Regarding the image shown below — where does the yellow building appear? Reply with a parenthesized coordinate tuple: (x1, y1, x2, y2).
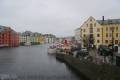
(36, 35, 44, 44)
(79, 16, 120, 48)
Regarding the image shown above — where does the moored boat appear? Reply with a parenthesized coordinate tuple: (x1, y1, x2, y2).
(47, 45, 57, 54)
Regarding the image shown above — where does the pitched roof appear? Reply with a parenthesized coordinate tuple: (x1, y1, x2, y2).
(96, 19, 120, 25)
(0, 25, 6, 31)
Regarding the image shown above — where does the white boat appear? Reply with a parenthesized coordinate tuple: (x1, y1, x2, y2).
(24, 42, 31, 46)
(48, 45, 57, 54)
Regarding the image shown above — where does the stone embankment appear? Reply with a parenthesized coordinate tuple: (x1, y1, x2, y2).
(56, 53, 120, 80)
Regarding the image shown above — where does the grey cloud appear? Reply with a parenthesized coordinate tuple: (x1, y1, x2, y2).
(0, 0, 120, 37)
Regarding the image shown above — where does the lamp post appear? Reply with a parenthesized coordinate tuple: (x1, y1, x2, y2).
(110, 27, 114, 64)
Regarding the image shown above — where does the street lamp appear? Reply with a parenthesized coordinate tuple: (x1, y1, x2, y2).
(110, 27, 114, 64)
(110, 27, 114, 50)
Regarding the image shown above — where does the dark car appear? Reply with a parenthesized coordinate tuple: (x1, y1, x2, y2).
(98, 45, 111, 56)
(75, 48, 89, 58)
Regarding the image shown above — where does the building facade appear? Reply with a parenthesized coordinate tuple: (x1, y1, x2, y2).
(19, 31, 44, 45)
(77, 16, 120, 48)
(0, 25, 19, 47)
(43, 34, 56, 44)
(75, 28, 81, 43)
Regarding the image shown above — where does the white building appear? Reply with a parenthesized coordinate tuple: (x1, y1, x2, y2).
(75, 28, 81, 43)
(19, 31, 32, 45)
(43, 34, 56, 44)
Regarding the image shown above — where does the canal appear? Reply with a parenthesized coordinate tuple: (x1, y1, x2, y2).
(0, 44, 81, 80)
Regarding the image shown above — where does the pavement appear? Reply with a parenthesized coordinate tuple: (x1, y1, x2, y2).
(89, 49, 112, 64)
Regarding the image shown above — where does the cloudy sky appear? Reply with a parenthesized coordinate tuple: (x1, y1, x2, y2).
(0, 0, 120, 37)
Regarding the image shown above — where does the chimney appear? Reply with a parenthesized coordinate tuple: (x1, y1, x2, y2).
(102, 16, 104, 21)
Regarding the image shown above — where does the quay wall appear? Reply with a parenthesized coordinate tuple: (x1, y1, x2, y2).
(56, 54, 120, 80)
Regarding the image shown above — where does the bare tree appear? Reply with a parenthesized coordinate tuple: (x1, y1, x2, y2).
(82, 34, 95, 48)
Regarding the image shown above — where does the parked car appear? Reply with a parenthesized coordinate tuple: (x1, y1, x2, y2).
(114, 45, 120, 54)
(81, 48, 88, 52)
(98, 45, 111, 56)
(74, 48, 89, 58)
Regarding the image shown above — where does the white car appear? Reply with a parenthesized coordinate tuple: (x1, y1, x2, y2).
(81, 48, 88, 52)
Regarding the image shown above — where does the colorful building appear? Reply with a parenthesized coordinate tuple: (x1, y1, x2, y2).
(19, 31, 32, 45)
(19, 31, 45, 45)
(76, 16, 120, 48)
(0, 25, 19, 47)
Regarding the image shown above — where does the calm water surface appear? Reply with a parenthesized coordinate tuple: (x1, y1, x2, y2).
(0, 44, 81, 80)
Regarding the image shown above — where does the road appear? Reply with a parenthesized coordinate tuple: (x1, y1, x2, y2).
(0, 44, 81, 80)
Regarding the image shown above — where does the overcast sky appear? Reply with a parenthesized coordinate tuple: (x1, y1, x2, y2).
(0, 0, 120, 37)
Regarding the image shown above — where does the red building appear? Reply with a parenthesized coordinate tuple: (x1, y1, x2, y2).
(0, 26, 19, 47)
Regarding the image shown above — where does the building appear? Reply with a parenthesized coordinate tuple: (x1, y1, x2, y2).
(43, 34, 56, 44)
(19, 31, 44, 45)
(77, 16, 120, 48)
(37, 35, 44, 44)
(75, 28, 81, 43)
(19, 31, 32, 45)
(34, 32, 44, 44)
(0, 25, 19, 47)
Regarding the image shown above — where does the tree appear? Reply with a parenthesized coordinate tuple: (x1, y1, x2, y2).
(82, 34, 95, 48)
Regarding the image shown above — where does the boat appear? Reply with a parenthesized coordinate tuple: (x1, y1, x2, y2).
(24, 42, 31, 46)
(47, 45, 57, 54)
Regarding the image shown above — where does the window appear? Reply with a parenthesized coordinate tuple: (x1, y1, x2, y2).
(94, 23, 96, 27)
(110, 27, 114, 31)
(109, 40, 112, 44)
(97, 34, 100, 37)
(109, 33, 112, 37)
(115, 40, 118, 44)
(81, 29, 82, 32)
(97, 28, 100, 32)
(84, 34, 86, 37)
(116, 27, 118, 31)
(105, 40, 108, 43)
(116, 33, 118, 37)
(90, 34, 93, 38)
(84, 29, 86, 32)
(87, 24, 88, 27)
(106, 33, 108, 37)
(90, 23, 93, 27)
(97, 40, 100, 43)
(90, 24, 93, 33)
(106, 27, 108, 31)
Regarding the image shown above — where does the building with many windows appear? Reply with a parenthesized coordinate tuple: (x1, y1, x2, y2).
(43, 34, 56, 44)
(19, 31, 45, 45)
(76, 16, 120, 48)
(0, 25, 19, 47)
(19, 31, 33, 45)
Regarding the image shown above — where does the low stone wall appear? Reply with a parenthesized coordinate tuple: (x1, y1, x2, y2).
(56, 54, 120, 80)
